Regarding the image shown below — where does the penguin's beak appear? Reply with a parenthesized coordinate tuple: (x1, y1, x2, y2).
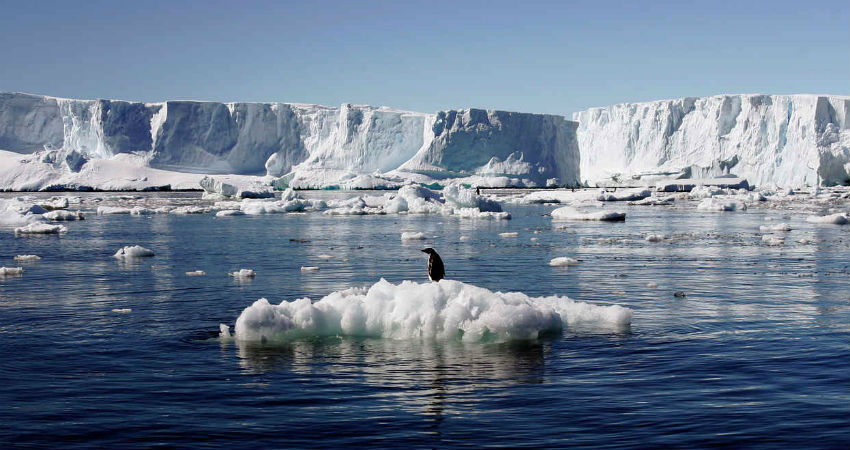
(420, 249, 428, 253)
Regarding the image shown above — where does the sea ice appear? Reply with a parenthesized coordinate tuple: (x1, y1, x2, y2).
(14, 255, 41, 261)
(186, 270, 206, 276)
(696, 198, 747, 211)
(114, 245, 155, 258)
(230, 269, 256, 278)
(499, 232, 519, 237)
(42, 210, 84, 221)
(215, 210, 245, 217)
(759, 223, 791, 232)
(14, 223, 67, 235)
(645, 234, 665, 242)
(805, 213, 849, 225)
(231, 279, 632, 342)
(301, 266, 320, 272)
(549, 257, 578, 267)
(401, 232, 426, 240)
(551, 206, 626, 221)
(0, 267, 24, 276)
(761, 235, 785, 246)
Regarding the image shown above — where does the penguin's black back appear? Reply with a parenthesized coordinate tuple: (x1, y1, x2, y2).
(428, 251, 445, 282)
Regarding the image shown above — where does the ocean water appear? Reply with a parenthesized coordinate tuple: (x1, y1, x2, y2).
(1, 192, 848, 449)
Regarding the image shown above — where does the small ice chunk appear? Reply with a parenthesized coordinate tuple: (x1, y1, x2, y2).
(219, 323, 232, 340)
(114, 245, 155, 258)
(186, 270, 206, 276)
(530, 237, 539, 242)
(805, 213, 849, 225)
(645, 234, 664, 242)
(42, 210, 84, 221)
(401, 232, 426, 240)
(551, 206, 626, 221)
(215, 210, 245, 217)
(761, 235, 785, 246)
(14, 223, 67, 235)
(759, 223, 791, 232)
(0, 267, 24, 276)
(459, 236, 470, 241)
(301, 266, 320, 272)
(696, 198, 746, 211)
(230, 269, 256, 278)
(317, 254, 334, 260)
(14, 255, 41, 261)
(111, 308, 132, 313)
(97, 206, 133, 215)
(549, 257, 578, 267)
(499, 232, 519, 237)
(646, 282, 658, 288)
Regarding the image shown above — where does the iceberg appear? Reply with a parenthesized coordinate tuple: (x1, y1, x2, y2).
(574, 94, 850, 188)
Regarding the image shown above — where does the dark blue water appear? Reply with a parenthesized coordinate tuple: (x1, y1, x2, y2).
(1, 192, 848, 449)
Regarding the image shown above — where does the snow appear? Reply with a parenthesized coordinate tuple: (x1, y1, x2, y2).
(113, 245, 155, 258)
(551, 206, 626, 221)
(230, 278, 632, 342)
(574, 94, 850, 188)
(14, 222, 67, 234)
(14, 255, 41, 261)
(805, 213, 849, 225)
(549, 257, 578, 267)
(0, 267, 24, 276)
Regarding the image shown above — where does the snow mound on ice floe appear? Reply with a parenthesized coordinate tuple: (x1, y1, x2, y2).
(114, 245, 155, 258)
(551, 206, 625, 221)
(228, 279, 632, 342)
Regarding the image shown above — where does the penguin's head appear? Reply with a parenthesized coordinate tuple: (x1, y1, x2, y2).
(421, 248, 435, 255)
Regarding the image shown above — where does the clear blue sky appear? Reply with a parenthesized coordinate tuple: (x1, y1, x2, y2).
(1, 0, 847, 115)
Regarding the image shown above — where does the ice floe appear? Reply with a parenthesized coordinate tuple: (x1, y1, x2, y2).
(401, 232, 426, 240)
(300, 266, 320, 272)
(14, 255, 41, 261)
(229, 279, 632, 342)
(186, 270, 206, 276)
(551, 206, 626, 222)
(230, 269, 256, 278)
(42, 210, 84, 221)
(114, 245, 155, 258)
(759, 223, 792, 232)
(805, 213, 849, 225)
(14, 223, 67, 235)
(549, 257, 578, 267)
(0, 267, 24, 276)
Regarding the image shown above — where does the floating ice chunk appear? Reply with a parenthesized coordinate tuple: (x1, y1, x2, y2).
(696, 198, 747, 211)
(301, 266, 320, 272)
(186, 270, 206, 276)
(597, 188, 651, 202)
(14, 223, 67, 235)
(43, 210, 84, 221)
(456, 208, 511, 220)
(111, 308, 132, 313)
(645, 234, 665, 243)
(629, 196, 675, 206)
(442, 184, 503, 212)
(759, 223, 791, 232)
(40, 197, 69, 210)
(317, 254, 334, 260)
(0, 267, 24, 276)
(499, 232, 519, 237)
(459, 236, 471, 241)
(170, 206, 210, 215)
(0, 199, 47, 226)
(549, 257, 578, 267)
(14, 255, 41, 261)
(646, 282, 658, 288)
(114, 245, 155, 258)
(551, 206, 626, 222)
(215, 210, 245, 217)
(401, 232, 426, 240)
(805, 213, 849, 225)
(97, 206, 133, 215)
(130, 207, 158, 215)
(231, 279, 632, 342)
(689, 186, 727, 199)
(200, 176, 238, 199)
(230, 269, 256, 278)
(761, 235, 785, 246)
(219, 323, 232, 340)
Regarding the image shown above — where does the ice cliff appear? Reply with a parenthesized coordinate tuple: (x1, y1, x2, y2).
(0, 92, 579, 190)
(573, 94, 850, 187)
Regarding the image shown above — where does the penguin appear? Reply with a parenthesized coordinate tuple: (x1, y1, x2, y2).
(421, 248, 445, 282)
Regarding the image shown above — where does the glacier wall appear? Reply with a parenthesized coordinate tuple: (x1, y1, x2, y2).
(573, 94, 850, 187)
(0, 92, 579, 189)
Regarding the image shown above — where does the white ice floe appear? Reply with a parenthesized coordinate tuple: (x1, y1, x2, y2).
(186, 270, 206, 276)
(230, 279, 632, 342)
(42, 210, 84, 221)
(549, 257, 579, 267)
(696, 198, 747, 211)
(0, 267, 24, 276)
(170, 206, 210, 215)
(645, 234, 665, 242)
(97, 206, 133, 215)
(551, 206, 626, 222)
(14, 223, 67, 235)
(759, 223, 792, 232)
(215, 210, 245, 217)
(0, 199, 46, 226)
(459, 235, 470, 241)
(401, 232, 426, 240)
(629, 195, 675, 206)
(646, 282, 658, 288)
(805, 213, 849, 225)
(761, 235, 786, 246)
(230, 269, 256, 278)
(111, 308, 132, 313)
(597, 188, 651, 202)
(114, 245, 155, 258)
(14, 255, 41, 261)
(317, 254, 334, 260)
(301, 266, 320, 272)
(499, 232, 519, 237)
